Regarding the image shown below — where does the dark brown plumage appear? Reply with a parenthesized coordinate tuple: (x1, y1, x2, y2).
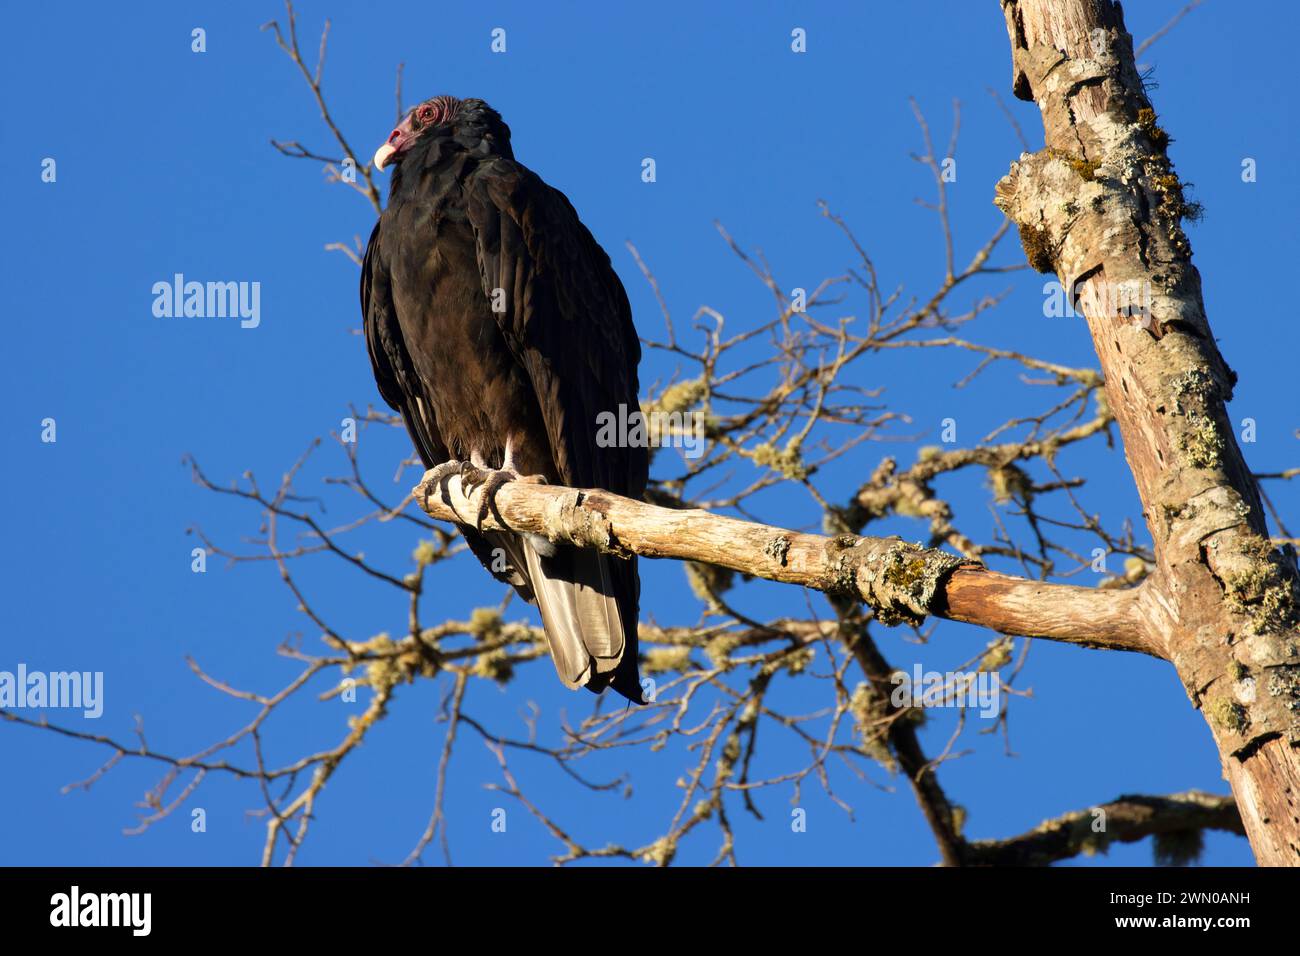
(361, 96, 647, 702)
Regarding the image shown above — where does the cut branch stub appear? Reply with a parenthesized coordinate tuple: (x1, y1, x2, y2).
(823, 535, 966, 627)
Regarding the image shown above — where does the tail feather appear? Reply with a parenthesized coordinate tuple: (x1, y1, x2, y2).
(515, 537, 642, 702)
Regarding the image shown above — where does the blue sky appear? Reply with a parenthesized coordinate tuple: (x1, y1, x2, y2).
(1, 1, 1294, 867)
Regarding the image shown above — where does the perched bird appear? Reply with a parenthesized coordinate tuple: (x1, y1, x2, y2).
(361, 95, 648, 703)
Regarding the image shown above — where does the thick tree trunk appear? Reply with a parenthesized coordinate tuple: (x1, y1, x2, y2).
(995, 0, 1300, 864)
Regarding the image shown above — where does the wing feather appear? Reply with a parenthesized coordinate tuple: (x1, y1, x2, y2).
(464, 161, 648, 497)
(362, 218, 533, 598)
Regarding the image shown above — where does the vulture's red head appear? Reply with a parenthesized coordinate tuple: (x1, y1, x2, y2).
(373, 95, 511, 171)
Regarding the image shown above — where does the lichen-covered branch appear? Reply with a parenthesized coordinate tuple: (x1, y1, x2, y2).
(965, 789, 1244, 866)
(413, 469, 1155, 655)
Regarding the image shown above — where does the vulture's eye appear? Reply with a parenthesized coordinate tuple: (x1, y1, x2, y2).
(419, 106, 435, 121)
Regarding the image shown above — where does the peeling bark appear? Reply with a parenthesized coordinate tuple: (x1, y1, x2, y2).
(997, 0, 1300, 865)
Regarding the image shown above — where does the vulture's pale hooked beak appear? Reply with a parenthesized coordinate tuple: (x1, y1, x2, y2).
(373, 116, 415, 171)
(373, 142, 397, 171)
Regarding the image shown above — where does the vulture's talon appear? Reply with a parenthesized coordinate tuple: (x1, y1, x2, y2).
(475, 470, 515, 530)
(425, 460, 466, 509)
(454, 467, 548, 530)
(457, 461, 492, 496)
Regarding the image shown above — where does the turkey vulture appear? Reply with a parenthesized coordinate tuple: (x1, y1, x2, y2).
(362, 95, 648, 703)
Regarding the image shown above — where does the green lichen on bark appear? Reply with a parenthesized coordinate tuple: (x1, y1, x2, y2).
(825, 536, 964, 626)
(1151, 172, 1204, 224)
(751, 440, 808, 480)
(824, 535, 865, 597)
(1136, 106, 1169, 150)
(411, 539, 439, 567)
(987, 463, 1034, 504)
(1168, 368, 1229, 468)
(1171, 366, 1218, 403)
(777, 646, 815, 675)
(849, 681, 898, 771)
(355, 631, 440, 693)
(980, 636, 1015, 672)
(468, 607, 503, 641)
(1222, 534, 1300, 635)
(1046, 146, 1102, 181)
(1131, 105, 1203, 255)
(1207, 696, 1250, 735)
(1176, 412, 1225, 468)
(884, 555, 929, 592)
(704, 633, 742, 669)
(644, 646, 693, 675)
(685, 560, 734, 604)
(1264, 667, 1300, 725)
(639, 836, 676, 866)
(469, 647, 514, 685)
(763, 534, 792, 567)
(652, 376, 706, 414)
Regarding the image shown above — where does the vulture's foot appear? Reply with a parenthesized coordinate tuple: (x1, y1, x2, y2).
(423, 459, 468, 511)
(458, 464, 547, 531)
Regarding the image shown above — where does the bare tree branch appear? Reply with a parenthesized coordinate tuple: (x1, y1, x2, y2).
(966, 789, 1243, 866)
(413, 469, 1156, 655)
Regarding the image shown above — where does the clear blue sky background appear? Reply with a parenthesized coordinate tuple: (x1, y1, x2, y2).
(1, 1, 1295, 867)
